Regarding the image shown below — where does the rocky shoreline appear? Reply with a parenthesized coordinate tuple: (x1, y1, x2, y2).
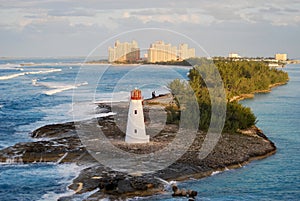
(0, 95, 277, 200)
(229, 81, 288, 102)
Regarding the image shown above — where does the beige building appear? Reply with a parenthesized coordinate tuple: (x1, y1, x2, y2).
(147, 41, 177, 63)
(178, 43, 195, 60)
(228, 53, 241, 58)
(275, 53, 288, 61)
(108, 40, 140, 63)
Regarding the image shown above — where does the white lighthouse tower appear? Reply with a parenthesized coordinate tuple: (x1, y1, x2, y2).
(125, 89, 149, 143)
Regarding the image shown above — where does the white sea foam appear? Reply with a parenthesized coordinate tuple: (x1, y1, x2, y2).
(0, 72, 26, 80)
(0, 68, 62, 80)
(44, 86, 77, 95)
(0, 63, 22, 69)
(27, 68, 62, 75)
(72, 101, 116, 121)
(38, 163, 92, 201)
(38, 191, 74, 201)
(154, 177, 177, 189)
(17, 100, 115, 136)
(56, 152, 68, 164)
(41, 81, 88, 96)
(211, 168, 231, 176)
(211, 170, 221, 176)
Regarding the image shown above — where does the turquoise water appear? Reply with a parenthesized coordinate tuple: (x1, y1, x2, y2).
(0, 59, 299, 200)
(146, 64, 300, 201)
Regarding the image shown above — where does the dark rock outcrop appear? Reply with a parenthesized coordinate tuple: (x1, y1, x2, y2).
(0, 98, 276, 200)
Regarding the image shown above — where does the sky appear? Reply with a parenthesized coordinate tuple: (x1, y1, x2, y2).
(0, 0, 300, 58)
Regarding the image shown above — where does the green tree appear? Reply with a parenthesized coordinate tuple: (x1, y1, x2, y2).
(166, 58, 288, 132)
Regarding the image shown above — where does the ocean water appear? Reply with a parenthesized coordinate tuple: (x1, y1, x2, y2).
(145, 64, 300, 201)
(0, 58, 299, 200)
(0, 58, 190, 200)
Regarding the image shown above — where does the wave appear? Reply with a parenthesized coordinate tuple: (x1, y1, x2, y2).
(0, 69, 62, 80)
(72, 101, 116, 122)
(211, 167, 230, 176)
(27, 68, 62, 75)
(37, 163, 92, 201)
(41, 81, 88, 95)
(0, 72, 26, 80)
(211, 170, 221, 176)
(0, 63, 22, 69)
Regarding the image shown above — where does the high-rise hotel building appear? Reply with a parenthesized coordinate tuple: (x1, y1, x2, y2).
(108, 40, 140, 63)
(178, 43, 195, 60)
(147, 41, 177, 63)
(108, 40, 195, 63)
(147, 41, 195, 63)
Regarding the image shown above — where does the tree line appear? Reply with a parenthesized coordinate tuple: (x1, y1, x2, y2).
(167, 58, 289, 132)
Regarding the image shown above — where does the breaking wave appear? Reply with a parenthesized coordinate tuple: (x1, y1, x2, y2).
(0, 63, 22, 69)
(42, 81, 88, 95)
(0, 69, 62, 80)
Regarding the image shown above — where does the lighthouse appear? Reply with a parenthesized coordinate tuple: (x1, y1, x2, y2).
(125, 89, 149, 143)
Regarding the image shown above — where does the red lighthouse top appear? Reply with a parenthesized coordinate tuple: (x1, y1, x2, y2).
(131, 89, 142, 100)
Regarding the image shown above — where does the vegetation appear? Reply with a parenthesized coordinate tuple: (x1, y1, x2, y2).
(143, 60, 192, 66)
(212, 59, 289, 99)
(167, 58, 289, 132)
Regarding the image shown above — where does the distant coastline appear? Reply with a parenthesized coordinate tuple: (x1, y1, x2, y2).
(12, 56, 300, 68)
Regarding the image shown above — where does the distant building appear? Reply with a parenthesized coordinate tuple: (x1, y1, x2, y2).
(178, 43, 195, 60)
(275, 53, 287, 61)
(108, 40, 140, 63)
(228, 53, 241, 58)
(147, 41, 177, 63)
(108, 40, 196, 63)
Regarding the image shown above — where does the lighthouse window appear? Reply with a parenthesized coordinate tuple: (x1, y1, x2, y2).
(134, 110, 137, 114)
(134, 129, 137, 133)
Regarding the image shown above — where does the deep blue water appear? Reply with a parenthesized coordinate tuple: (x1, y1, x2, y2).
(0, 58, 299, 200)
(0, 58, 190, 200)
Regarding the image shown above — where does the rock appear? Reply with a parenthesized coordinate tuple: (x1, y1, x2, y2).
(0, 101, 277, 200)
(172, 184, 196, 198)
(0, 136, 89, 163)
(181, 189, 187, 196)
(31, 122, 76, 138)
(189, 190, 198, 197)
(117, 179, 135, 194)
(172, 185, 182, 196)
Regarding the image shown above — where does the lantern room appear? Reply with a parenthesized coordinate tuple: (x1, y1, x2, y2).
(131, 89, 142, 100)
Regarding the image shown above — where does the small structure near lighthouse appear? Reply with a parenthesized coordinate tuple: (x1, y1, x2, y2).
(125, 88, 149, 143)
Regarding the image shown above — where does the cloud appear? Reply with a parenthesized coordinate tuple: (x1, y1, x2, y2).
(47, 8, 96, 17)
(1, 0, 300, 33)
(234, 1, 300, 26)
(113, 8, 215, 26)
(0, 0, 300, 57)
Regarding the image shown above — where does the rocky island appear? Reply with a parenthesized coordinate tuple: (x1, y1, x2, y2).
(0, 59, 288, 200)
(0, 94, 276, 200)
